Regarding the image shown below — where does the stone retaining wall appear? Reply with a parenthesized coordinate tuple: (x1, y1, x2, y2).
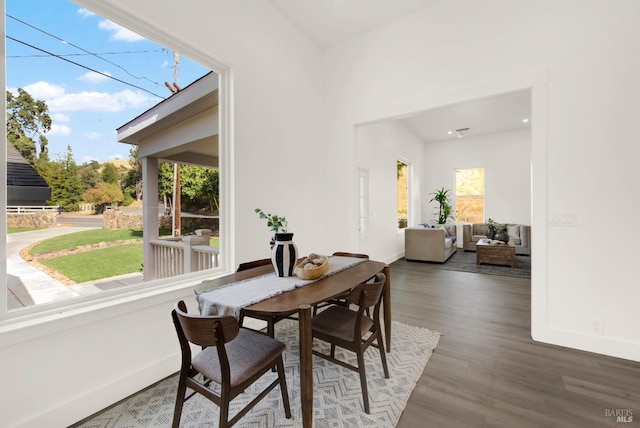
(7, 212, 58, 228)
(103, 210, 219, 232)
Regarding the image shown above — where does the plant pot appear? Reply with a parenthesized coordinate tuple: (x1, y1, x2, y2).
(494, 231, 509, 243)
(271, 233, 298, 277)
(486, 229, 496, 240)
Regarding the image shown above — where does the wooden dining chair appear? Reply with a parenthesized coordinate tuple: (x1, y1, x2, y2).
(311, 272, 389, 414)
(312, 252, 370, 315)
(235, 258, 292, 338)
(171, 300, 292, 428)
(236, 258, 272, 272)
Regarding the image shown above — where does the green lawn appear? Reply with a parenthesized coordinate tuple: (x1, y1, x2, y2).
(41, 243, 144, 283)
(28, 229, 220, 282)
(29, 228, 144, 255)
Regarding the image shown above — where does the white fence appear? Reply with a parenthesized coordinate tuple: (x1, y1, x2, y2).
(7, 205, 58, 214)
(148, 230, 219, 280)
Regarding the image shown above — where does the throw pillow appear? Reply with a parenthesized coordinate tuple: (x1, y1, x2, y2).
(508, 225, 520, 237)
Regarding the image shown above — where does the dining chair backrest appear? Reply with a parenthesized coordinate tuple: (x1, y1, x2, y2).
(332, 252, 369, 259)
(237, 258, 273, 272)
(173, 300, 239, 347)
(348, 272, 386, 309)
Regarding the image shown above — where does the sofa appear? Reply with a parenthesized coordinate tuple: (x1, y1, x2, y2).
(462, 223, 531, 255)
(405, 224, 457, 263)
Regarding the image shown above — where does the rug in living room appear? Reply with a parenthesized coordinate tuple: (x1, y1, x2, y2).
(76, 319, 440, 428)
(433, 248, 531, 278)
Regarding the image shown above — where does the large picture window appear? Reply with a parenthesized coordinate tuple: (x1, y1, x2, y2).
(455, 167, 484, 223)
(3, 0, 227, 316)
(397, 160, 409, 229)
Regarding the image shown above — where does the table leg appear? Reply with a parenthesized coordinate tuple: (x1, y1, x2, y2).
(298, 304, 312, 428)
(383, 265, 391, 352)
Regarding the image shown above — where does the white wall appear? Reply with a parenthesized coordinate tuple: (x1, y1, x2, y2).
(0, 1, 326, 427)
(356, 120, 425, 261)
(322, 0, 640, 362)
(422, 128, 531, 226)
(2, 1, 640, 426)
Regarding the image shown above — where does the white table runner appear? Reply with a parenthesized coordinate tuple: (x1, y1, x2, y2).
(196, 256, 367, 318)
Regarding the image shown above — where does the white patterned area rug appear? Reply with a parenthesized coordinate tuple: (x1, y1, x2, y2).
(78, 320, 440, 428)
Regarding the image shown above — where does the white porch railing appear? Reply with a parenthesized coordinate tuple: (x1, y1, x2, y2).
(150, 239, 185, 279)
(194, 245, 220, 271)
(148, 231, 219, 279)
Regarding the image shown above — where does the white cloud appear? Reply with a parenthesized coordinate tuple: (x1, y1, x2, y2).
(77, 8, 96, 18)
(47, 89, 155, 112)
(83, 131, 102, 140)
(23, 81, 66, 99)
(98, 20, 145, 42)
(78, 71, 112, 84)
(49, 123, 72, 136)
(25, 80, 155, 113)
(51, 113, 71, 122)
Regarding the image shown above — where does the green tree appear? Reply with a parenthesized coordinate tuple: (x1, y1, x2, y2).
(101, 162, 120, 185)
(156, 163, 219, 212)
(6, 88, 52, 165)
(123, 146, 142, 200)
(202, 168, 220, 212)
(180, 165, 208, 206)
(83, 182, 124, 209)
(47, 146, 84, 212)
(78, 161, 101, 191)
(158, 162, 175, 210)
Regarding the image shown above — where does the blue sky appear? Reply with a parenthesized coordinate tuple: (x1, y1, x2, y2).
(6, 0, 211, 164)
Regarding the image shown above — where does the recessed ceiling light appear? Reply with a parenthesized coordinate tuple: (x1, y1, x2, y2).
(447, 131, 452, 135)
(522, 118, 529, 123)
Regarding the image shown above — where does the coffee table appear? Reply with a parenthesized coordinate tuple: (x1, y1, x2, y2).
(476, 240, 516, 268)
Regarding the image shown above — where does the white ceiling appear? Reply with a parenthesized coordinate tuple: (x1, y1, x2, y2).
(399, 90, 532, 143)
(267, 1, 531, 143)
(267, 0, 442, 49)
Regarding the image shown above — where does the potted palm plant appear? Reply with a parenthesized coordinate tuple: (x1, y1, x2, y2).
(255, 208, 298, 277)
(429, 187, 455, 224)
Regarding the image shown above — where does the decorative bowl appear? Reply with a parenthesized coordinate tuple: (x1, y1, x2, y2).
(296, 254, 328, 280)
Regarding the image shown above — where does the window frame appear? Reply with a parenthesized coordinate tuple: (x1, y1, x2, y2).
(454, 167, 485, 223)
(1, 3, 233, 323)
(396, 157, 411, 230)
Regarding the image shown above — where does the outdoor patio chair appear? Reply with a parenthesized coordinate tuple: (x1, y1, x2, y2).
(311, 272, 389, 414)
(171, 300, 291, 428)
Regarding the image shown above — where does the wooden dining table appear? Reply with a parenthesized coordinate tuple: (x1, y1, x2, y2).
(196, 258, 391, 428)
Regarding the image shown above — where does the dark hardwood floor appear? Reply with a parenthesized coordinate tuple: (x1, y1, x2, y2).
(391, 258, 639, 428)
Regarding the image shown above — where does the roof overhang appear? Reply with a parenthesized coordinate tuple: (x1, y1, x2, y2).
(117, 72, 219, 168)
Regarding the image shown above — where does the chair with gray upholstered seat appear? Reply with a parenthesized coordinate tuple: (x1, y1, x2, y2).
(171, 300, 291, 428)
(311, 272, 389, 414)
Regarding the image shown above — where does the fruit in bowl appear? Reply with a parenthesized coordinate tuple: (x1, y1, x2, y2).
(296, 253, 328, 280)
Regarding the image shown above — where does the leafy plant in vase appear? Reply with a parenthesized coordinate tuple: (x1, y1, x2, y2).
(494, 223, 510, 243)
(484, 218, 497, 239)
(429, 187, 455, 224)
(255, 208, 298, 277)
(484, 218, 509, 243)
